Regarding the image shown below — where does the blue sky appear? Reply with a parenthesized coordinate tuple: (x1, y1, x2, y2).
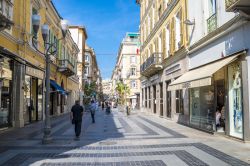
(53, 0, 140, 79)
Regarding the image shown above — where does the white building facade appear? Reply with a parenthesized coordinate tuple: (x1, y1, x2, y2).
(112, 33, 141, 109)
(168, 0, 250, 141)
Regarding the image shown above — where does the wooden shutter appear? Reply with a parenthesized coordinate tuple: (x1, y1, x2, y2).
(162, 29, 166, 59)
(171, 17, 175, 54)
(180, 9, 184, 47)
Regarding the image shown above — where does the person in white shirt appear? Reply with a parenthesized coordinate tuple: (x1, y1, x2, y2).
(216, 109, 222, 130)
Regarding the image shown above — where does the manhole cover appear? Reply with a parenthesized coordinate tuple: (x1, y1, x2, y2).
(99, 141, 117, 145)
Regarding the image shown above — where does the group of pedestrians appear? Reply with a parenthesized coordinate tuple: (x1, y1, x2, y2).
(70, 100, 98, 140)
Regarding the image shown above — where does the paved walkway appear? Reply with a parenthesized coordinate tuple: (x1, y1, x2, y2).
(0, 109, 250, 166)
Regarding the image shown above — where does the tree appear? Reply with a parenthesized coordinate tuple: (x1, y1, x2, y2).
(84, 82, 97, 104)
(115, 81, 130, 105)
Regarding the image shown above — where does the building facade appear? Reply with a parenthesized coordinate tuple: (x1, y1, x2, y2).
(137, 0, 189, 118)
(137, 0, 250, 141)
(0, 0, 79, 129)
(112, 33, 141, 109)
(69, 26, 88, 105)
(84, 44, 102, 100)
(170, 0, 250, 141)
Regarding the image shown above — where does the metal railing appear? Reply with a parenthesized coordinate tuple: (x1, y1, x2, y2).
(207, 13, 217, 33)
(58, 59, 74, 71)
(225, 0, 238, 9)
(140, 53, 163, 73)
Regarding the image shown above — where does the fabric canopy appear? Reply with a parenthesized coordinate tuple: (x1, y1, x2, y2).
(50, 80, 66, 95)
(168, 54, 240, 91)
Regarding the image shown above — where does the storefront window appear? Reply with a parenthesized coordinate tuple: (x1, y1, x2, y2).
(228, 62, 243, 139)
(38, 79, 43, 120)
(0, 57, 12, 128)
(190, 86, 215, 131)
(24, 75, 31, 124)
(24, 75, 43, 124)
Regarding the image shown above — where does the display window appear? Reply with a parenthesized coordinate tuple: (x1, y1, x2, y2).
(0, 57, 13, 128)
(228, 61, 243, 139)
(190, 86, 215, 131)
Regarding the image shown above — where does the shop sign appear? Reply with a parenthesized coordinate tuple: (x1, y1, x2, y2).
(26, 66, 44, 80)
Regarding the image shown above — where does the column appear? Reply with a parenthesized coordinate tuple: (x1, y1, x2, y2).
(242, 59, 250, 141)
(147, 86, 150, 112)
(163, 81, 167, 117)
(12, 62, 25, 128)
(156, 83, 161, 116)
(171, 90, 176, 119)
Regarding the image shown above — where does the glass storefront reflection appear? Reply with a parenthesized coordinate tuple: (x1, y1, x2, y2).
(190, 86, 215, 131)
(24, 73, 43, 124)
(0, 57, 13, 128)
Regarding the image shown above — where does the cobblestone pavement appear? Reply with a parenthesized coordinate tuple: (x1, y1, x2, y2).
(0, 109, 250, 166)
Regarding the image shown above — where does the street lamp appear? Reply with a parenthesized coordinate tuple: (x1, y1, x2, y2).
(31, 14, 68, 144)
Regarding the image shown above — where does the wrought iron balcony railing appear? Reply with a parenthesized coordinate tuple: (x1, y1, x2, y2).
(225, 0, 250, 13)
(207, 13, 217, 33)
(140, 53, 163, 76)
(58, 59, 75, 76)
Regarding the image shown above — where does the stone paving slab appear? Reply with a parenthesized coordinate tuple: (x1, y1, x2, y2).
(0, 110, 249, 166)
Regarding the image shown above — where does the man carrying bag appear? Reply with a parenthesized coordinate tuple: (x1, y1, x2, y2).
(71, 100, 84, 140)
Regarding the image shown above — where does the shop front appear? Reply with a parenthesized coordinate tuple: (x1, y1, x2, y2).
(50, 80, 67, 116)
(168, 53, 244, 139)
(23, 66, 44, 125)
(0, 56, 13, 128)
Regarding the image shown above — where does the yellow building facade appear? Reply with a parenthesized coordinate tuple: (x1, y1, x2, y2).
(0, 0, 79, 128)
(137, 0, 190, 121)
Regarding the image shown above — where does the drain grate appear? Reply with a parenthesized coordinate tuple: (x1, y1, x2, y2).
(99, 141, 117, 145)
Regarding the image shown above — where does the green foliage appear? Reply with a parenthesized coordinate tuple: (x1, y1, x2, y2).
(84, 82, 97, 105)
(115, 81, 130, 105)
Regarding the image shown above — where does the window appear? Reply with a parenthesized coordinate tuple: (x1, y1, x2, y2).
(85, 66, 89, 75)
(131, 67, 136, 76)
(31, 7, 38, 47)
(130, 56, 136, 63)
(131, 80, 137, 89)
(208, 0, 216, 16)
(85, 54, 89, 62)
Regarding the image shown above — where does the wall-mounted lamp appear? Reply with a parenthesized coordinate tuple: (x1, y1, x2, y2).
(183, 19, 195, 26)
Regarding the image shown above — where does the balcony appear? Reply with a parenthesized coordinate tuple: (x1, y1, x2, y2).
(58, 59, 75, 77)
(140, 53, 163, 77)
(225, 0, 250, 14)
(207, 13, 217, 34)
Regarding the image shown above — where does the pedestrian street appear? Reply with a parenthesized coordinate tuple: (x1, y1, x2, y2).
(0, 109, 249, 166)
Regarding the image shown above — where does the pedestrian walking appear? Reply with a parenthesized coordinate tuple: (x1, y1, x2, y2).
(70, 100, 84, 140)
(90, 100, 97, 123)
(101, 101, 105, 111)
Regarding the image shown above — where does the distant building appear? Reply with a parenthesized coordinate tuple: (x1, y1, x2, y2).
(102, 80, 113, 100)
(84, 44, 102, 100)
(111, 32, 141, 110)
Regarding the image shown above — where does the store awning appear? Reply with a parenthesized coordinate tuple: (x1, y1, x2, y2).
(168, 54, 240, 91)
(50, 80, 66, 95)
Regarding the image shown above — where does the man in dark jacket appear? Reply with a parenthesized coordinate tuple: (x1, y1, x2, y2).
(71, 100, 84, 140)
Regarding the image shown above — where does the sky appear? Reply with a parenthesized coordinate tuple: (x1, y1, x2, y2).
(53, 0, 140, 80)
